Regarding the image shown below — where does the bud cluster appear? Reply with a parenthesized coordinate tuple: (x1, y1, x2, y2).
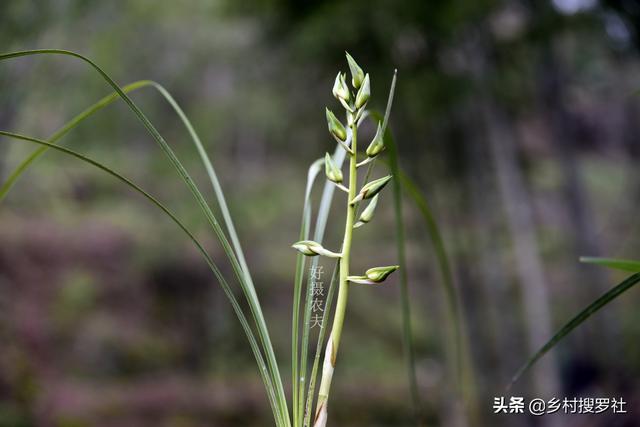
(325, 53, 385, 159)
(295, 53, 400, 427)
(292, 52, 398, 287)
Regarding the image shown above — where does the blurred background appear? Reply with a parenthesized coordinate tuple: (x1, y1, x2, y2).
(1, 0, 640, 426)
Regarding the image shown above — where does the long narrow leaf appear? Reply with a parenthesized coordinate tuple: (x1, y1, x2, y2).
(372, 80, 422, 423)
(1, 79, 281, 415)
(392, 157, 479, 419)
(580, 256, 640, 272)
(292, 158, 324, 427)
(137, 85, 292, 423)
(396, 171, 463, 369)
(510, 272, 640, 387)
(0, 50, 289, 426)
(303, 262, 338, 427)
(0, 80, 152, 201)
(359, 72, 424, 424)
(1, 81, 261, 334)
(0, 130, 283, 425)
(297, 134, 353, 423)
(2, 75, 290, 425)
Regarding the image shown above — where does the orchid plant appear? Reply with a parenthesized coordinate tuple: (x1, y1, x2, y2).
(291, 53, 398, 426)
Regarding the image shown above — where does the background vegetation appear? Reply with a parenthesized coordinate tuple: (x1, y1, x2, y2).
(1, 0, 639, 426)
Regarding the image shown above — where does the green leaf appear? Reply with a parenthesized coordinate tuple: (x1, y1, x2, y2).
(510, 272, 640, 388)
(364, 71, 424, 424)
(291, 157, 323, 427)
(374, 102, 476, 416)
(1, 80, 261, 335)
(579, 257, 640, 272)
(0, 50, 289, 427)
(0, 80, 152, 202)
(298, 147, 348, 424)
(0, 130, 283, 425)
(302, 262, 338, 427)
(374, 133, 422, 421)
(0, 76, 291, 425)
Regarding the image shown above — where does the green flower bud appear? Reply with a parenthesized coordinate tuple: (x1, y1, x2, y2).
(354, 194, 378, 228)
(326, 108, 347, 142)
(332, 72, 350, 102)
(351, 175, 392, 204)
(346, 52, 365, 89)
(348, 266, 398, 285)
(291, 240, 341, 258)
(324, 152, 343, 183)
(355, 73, 370, 109)
(365, 122, 385, 158)
(334, 72, 354, 112)
(365, 265, 399, 282)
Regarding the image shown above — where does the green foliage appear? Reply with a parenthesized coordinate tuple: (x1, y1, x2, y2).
(0, 47, 464, 427)
(0, 49, 289, 426)
(579, 256, 640, 272)
(511, 271, 640, 387)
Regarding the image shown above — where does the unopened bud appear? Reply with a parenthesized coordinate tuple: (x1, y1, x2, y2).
(365, 265, 399, 282)
(355, 73, 370, 109)
(326, 108, 347, 142)
(291, 240, 341, 258)
(332, 72, 350, 102)
(354, 194, 378, 228)
(365, 122, 385, 158)
(351, 175, 392, 204)
(346, 52, 365, 89)
(348, 266, 398, 285)
(324, 152, 343, 183)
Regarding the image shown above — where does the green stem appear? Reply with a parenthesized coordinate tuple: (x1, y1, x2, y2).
(313, 123, 357, 426)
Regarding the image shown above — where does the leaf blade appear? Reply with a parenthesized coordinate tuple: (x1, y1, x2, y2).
(302, 262, 338, 427)
(0, 50, 289, 426)
(0, 80, 153, 202)
(510, 272, 640, 388)
(0, 130, 284, 425)
(291, 157, 324, 427)
(579, 256, 640, 272)
(365, 72, 424, 424)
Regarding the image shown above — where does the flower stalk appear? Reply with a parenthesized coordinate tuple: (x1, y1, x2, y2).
(292, 53, 397, 427)
(309, 54, 397, 427)
(313, 114, 358, 427)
